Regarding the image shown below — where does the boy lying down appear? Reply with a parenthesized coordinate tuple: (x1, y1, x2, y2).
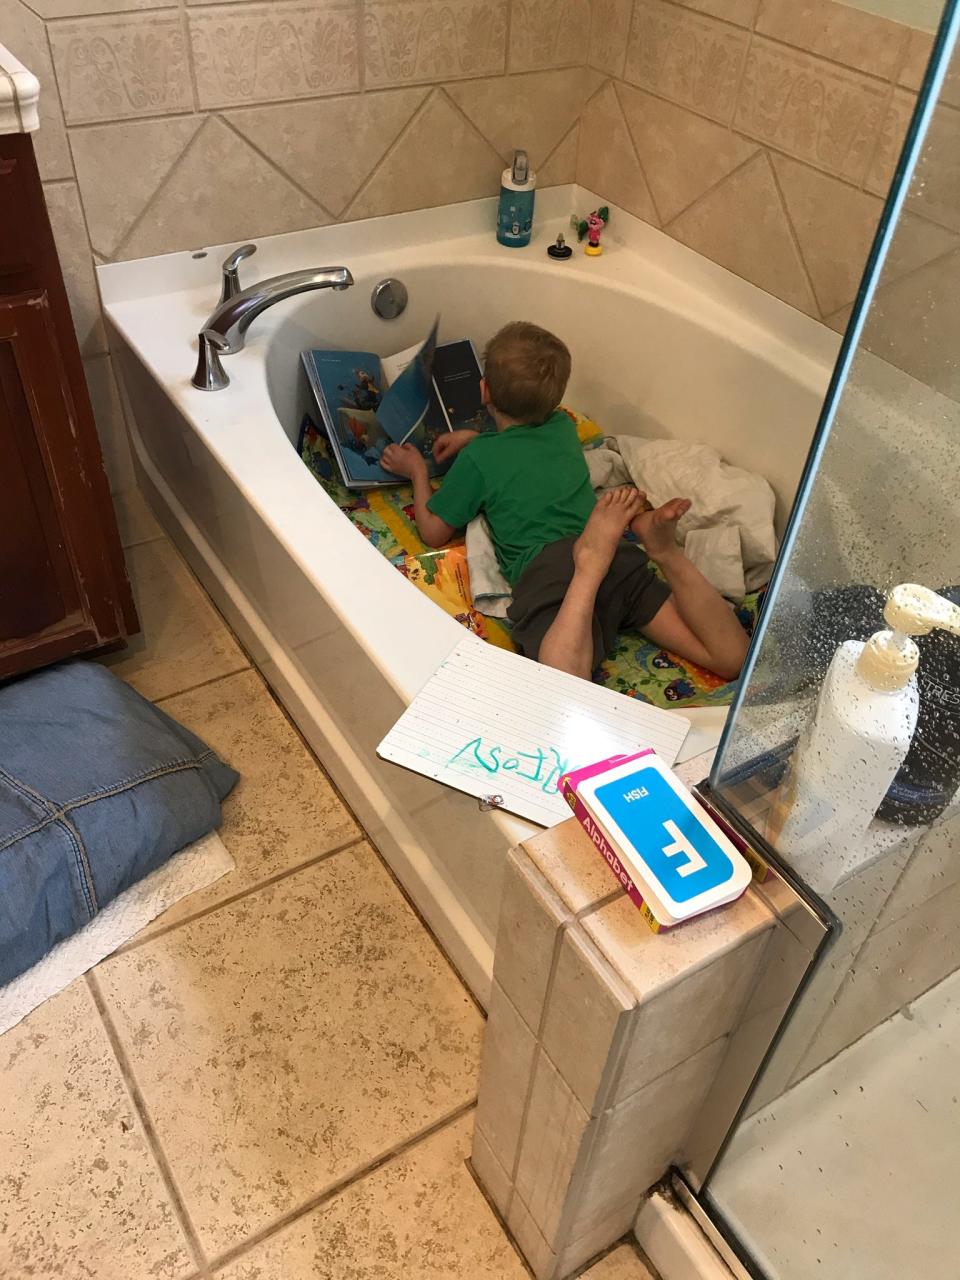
(382, 322, 748, 684)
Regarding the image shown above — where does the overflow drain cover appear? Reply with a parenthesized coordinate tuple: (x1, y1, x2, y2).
(371, 277, 408, 320)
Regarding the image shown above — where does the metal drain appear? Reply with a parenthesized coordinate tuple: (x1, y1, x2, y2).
(371, 277, 408, 320)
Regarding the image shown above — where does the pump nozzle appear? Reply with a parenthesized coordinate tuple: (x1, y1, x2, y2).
(884, 583, 960, 637)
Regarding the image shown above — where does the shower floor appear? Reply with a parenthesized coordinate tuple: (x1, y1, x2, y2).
(714, 963, 960, 1279)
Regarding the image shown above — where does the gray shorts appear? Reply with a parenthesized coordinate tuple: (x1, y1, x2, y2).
(507, 536, 671, 671)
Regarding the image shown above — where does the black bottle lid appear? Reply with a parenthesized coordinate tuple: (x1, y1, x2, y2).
(548, 233, 573, 259)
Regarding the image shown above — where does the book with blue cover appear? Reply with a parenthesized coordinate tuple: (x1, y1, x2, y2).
(299, 322, 487, 490)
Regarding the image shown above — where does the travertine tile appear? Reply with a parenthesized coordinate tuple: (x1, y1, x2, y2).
(97, 843, 483, 1256)
(70, 115, 203, 257)
(899, 26, 934, 91)
(874, 809, 960, 930)
(227, 88, 426, 217)
(734, 37, 887, 183)
(508, 1193, 559, 1277)
(522, 816, 620, 917)
(667, 153, 817, 314)
(0, 981, 195, 1280)
(44, 180, 107, 356)
(541, 928, 634, 1112)
(189, 0, 359, 108)
(84, 353, 135, 493)
(577, 81, 658, 226)
(346, 89, 503, 220)
(112, 485, 164, 548)
(475, 981, 539, 1174)
(755, 0, 907, 79)
(364, 0, 507, 87)
(471, 1123, 513, 1217)
(674, 0, 758, 25)
(447, 66, 602, 167)
(624, 0, 751, 125)
(865, 86, 916, 197)
(565, 1038, 727, 1243)
(538, 124, 579, 186)
(30, 0, 173, 12)
(492, 847, 570, 1033)
(584, 1243, 656, 1278)
(564, 1214, 649, 1275)
(618, 82, 758, 224)
(139, 667, 361, 932)
(907, 103, 960, 232)
(49, 13, 192, 124)
(510, 0, 592, 72)
(0, 0, 71, 178)
(515, 1051, 592, 1239)
(118, 116, 328, 259)
(101, 536, 248, 700)
(589, 0, 633, 77)
(215, 1115, 525, 1279)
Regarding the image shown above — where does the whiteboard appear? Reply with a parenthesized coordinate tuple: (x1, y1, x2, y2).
(377, 635, 690, 827)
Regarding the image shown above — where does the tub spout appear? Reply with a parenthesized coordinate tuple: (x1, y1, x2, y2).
(203, 265, 354, 355)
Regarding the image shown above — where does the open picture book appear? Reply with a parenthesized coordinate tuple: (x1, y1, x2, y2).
(300, 319, 489, 490)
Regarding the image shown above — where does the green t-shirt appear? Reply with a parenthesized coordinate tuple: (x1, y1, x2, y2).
(427, 410, 596, 585)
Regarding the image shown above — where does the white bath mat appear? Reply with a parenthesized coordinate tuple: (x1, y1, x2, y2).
(0, 832, 234, 1036)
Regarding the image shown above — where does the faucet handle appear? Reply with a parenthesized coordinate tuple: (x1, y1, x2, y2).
(219, 243, 257, 305)
(192, 329, 231, 391)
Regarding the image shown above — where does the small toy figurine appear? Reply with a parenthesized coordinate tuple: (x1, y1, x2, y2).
(572, 206, 610, 256)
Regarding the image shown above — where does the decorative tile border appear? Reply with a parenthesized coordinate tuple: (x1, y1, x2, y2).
(363, 0, 507, 88)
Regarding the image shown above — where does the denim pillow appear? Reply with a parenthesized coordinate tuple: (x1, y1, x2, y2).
(0, 662, 238, 985)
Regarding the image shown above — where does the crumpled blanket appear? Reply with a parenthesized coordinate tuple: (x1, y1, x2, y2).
(466, 434, 777, 615)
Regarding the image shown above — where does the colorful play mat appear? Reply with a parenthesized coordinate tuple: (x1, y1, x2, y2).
(299, 409, 764, 711)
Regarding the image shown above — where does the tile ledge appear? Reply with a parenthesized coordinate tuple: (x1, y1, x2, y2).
(0, 44, 40, 135)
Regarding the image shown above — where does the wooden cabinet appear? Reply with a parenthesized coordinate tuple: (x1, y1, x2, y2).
(0, 132, 137, 680)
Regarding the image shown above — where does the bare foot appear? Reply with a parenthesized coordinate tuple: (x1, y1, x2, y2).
(630, 496, 691, 561)
(573, 487, 644, 583)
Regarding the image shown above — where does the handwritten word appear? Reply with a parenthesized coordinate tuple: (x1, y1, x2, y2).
(449, 738, 570, 795)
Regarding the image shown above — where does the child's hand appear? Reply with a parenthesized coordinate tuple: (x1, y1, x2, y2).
(382, 443, 428, 479)
(434, 429, 479, 465)
(630, 496, 691, 562)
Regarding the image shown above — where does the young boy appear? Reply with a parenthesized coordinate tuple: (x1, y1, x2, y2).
(381, 322, 748, 683)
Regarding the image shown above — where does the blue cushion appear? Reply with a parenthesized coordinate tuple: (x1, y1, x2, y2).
(0, 662, 238, 985)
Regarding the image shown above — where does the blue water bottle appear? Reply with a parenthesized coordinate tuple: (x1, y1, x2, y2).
(496, 149, 536, 248)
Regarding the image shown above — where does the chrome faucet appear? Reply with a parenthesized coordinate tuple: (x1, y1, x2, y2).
(192, 244, 354, 386)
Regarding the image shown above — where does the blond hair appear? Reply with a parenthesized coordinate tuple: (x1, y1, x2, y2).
(483, 321, 571, 425)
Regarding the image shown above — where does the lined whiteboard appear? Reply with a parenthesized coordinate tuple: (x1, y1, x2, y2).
(378, 636, 690, 827)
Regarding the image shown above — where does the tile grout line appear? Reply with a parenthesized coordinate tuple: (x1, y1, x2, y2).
(151, 663, 253, 706)
(612, 78, 663, 228)
(111, 115, 215, 260)
(764, 147, 824, 319)
(340, 85, 438, 221)
(204, 1097, 479, 1272)
(216, 113, 336, 222)
(85, 970, 213, 1279)
(660, 147, 761, 234)
(113, 834, 368, 955)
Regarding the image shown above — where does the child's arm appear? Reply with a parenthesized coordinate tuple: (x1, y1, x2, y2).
(381, 444, 456, 547)
(633, 499, 749, 682)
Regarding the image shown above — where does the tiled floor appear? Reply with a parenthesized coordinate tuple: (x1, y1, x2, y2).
(0, 489, 655, 1280)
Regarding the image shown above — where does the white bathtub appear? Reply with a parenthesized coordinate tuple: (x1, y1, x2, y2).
(99, 186, 839, 1003)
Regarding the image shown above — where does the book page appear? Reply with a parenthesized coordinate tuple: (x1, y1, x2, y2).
(378, 636, 690, 827)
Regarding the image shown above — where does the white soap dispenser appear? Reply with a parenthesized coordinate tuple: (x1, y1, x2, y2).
(771, 584, 960, 893)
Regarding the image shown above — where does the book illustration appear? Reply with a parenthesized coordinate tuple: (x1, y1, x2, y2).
(432, 339, 491, 434)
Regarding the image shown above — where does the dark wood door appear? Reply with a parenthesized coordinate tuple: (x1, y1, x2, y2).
(0, 133, 137, 680)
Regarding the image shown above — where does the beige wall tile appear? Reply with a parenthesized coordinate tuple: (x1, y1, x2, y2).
(618, 81, 758, 224)
(475, 981, 539, 1174)
(734, 37, 887, 183)
(898, 26, 934, 90)
(364, 0, 507, 87)
(70, 115, 203, 258)
(511, 0, 592, 72)
(1, 0, 72, 178)
(227, 88, 426, 217)
(216, 1115, 527, 1280)
(624, 0, 751, 126)
(447, 66, 602, 167)
(471, 1123, 514, 1217)
(140, 668, 361, 932)
(49, 13, 192, 124)
(0, 981, 196, 1279)
(508, 1193, 559, 1277)
(522, 816, 623, 916)
(589, 0, 633, 77)
(491, 847, 571, 1033)
(97, 843, 483, 1256)
(565, 1038, 727, 1243)
(674, 0, 758, 25)
(538, 124, 579, 186)
(866, 86, 916, 197)
(577, 81, 658, 225)
(611, 930, 768, 1106)
(117, 116, 328, 260)
(668, 152, 818, 312)
(30, 0, 174, 12)
(756, 0, 907, 79)
(345, 89, 503, 220)
(907, 103, 960, 232)
(101, 537, 248, 700)
(541, 928, 634, 1113)
(44, 180, 107, 356)
(515, 1050, 593, 1239)
(84, 353, 134, 492)
(874, 809, 960, 930)
(189, 0, 359, 109)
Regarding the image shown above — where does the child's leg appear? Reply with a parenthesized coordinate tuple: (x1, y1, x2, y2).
(538, 488, 644, 679)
